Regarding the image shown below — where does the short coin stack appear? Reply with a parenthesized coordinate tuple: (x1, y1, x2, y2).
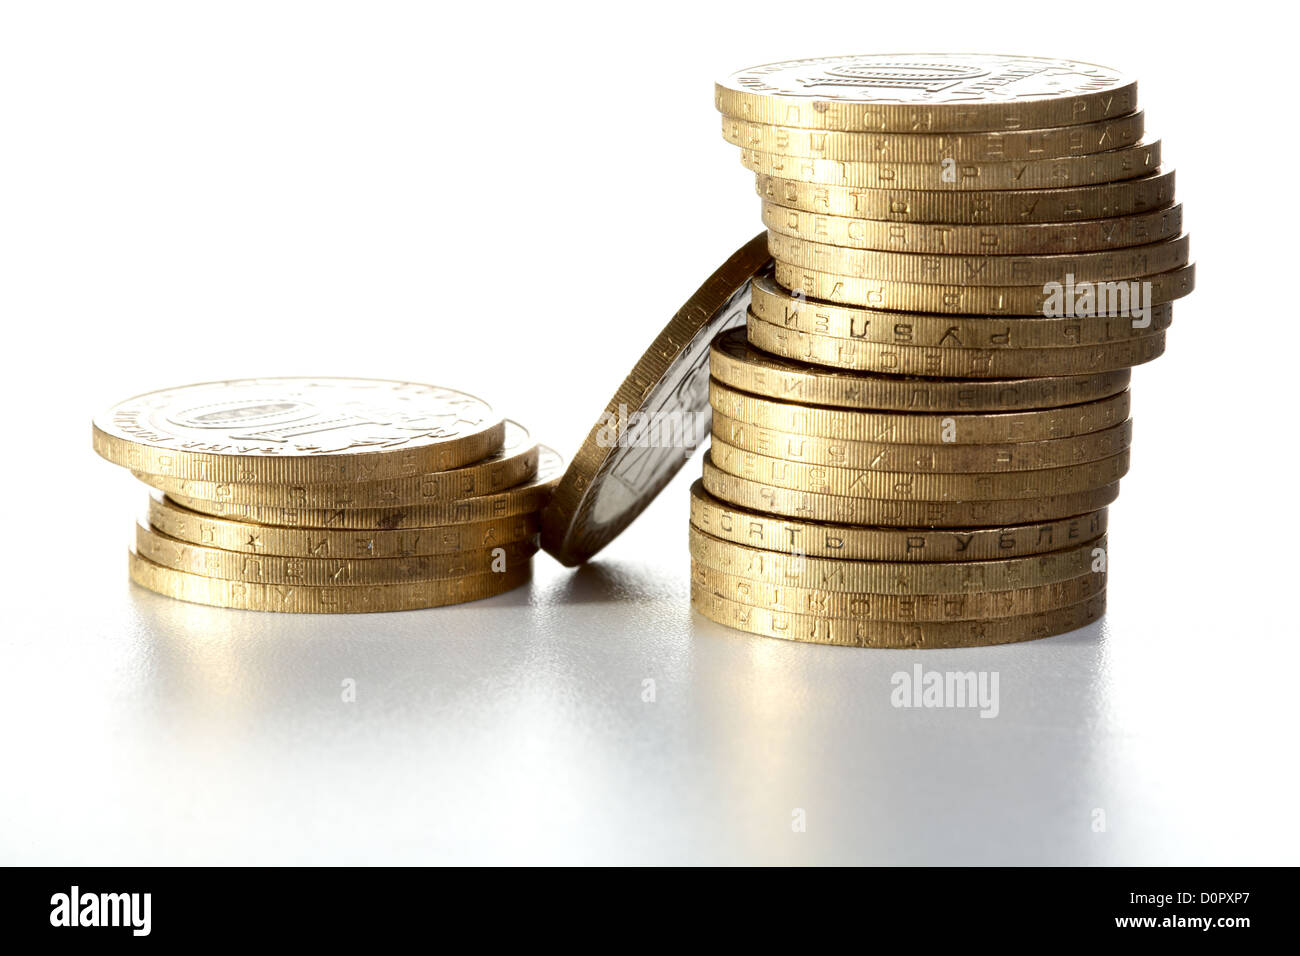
(92, 378, 561, 613)
(691, 54, 1195, 648)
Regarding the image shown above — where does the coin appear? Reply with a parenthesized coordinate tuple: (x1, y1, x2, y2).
(723, 112, 1145, 162)
(540, 232, 772, 566)
(708, 436, 1129, 500)
(702, 454, 1121, 527)
(755, 169, 1177, 222)
(134, 420, 538, 508)
(708, 328, 1131, 411)
(712, 412, 1133, 472)
(689, 526, 1104, 593)
(93, 377, 505, 482)
(173, 446, 564, 529)
(692, 561, 1106, 620)
(147, 493, 541, 558)
(740, 141, 1160, 189)
(767, 231, 1190, 285)
(691, 584, 1106, 648)
(716, 54, 1136, 133)
(129, 550, 532, 613)
(750, 275, 1172, 347)
(748, 314, 1167, 376)
(688, 480, 1107, 561)
(135, 521, 537, 585)
(709, 379, 1131, 443)
(773, 260, 1194, 313)
(762, 200, 1183, 253)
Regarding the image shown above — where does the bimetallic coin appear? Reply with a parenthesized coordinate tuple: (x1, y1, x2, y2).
(540, 233, 772, 565)
(134, 420, 538, 508)
(708, 328, 1131, 411)
(173, 446, 564, 530)
(129, 550, 532, 613)
(688, 480, 1108, 561)
(723, 112, 1144, 162)
(147, 493, 540, 558)
(761, 201, 1184, 253)
(712, 412, 1133, 472)
(773, 260, 1195, 313)
(702, 454, 1122, 528)
(93, 377, 505, 481)
(689, 526, 1105, 593)
(692, 585, 1106, 648)
(740, 141, 1160, 190)
(748, 315, 1167, 377)
(709, 379, 1131, 444)
(692, 561, 1106, 620)
(716, 54, 1136, 133)
(755, 169, 1177, 222)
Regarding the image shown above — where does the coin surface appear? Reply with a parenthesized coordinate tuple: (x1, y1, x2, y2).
(174, 446, 564, 529)
(692, 561, 1105, 620)
(691, 584, 1106, 648)
(688, 480, 1107, 561)
(129, 550, 532, 613)
(708, 328, 1130, 411)
(762, 200, 1183, 253)
(710, 379, 1130, 443)
(741, 141, 1160, 189)
(755, 169, 1177, 221)
(723, 112, 1144, 162)
(148, 493, 541, 558)
(540, 233, 772, 565)
(93, 377, 505, 481)
(702, 454, 1121, 527)
(134, 420, 538, 508)
(748, 315, 1167, 376)
(712, 412, 1133, 472)
(716, 54, 1137, 133)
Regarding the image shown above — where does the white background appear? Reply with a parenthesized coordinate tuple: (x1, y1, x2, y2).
(1, 1, 1296, 864)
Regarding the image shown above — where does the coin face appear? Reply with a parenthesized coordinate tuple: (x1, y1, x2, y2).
(540, 233, 772, 565)
(93, 377, 505, 480)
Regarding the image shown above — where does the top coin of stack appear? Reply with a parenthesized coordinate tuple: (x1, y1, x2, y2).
(93, 378, 561, 613)
(689, 54, 1195, 647)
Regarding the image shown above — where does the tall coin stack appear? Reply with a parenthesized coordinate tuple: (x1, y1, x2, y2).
(691, 54, 1195, 648)
(93, 378, 561, 613)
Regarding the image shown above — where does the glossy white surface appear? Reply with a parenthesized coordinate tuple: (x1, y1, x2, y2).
(2, 0, 1297, 865)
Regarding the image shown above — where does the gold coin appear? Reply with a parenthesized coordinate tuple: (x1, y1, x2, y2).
(755, 169, 1177, 222)
(708, 328, 1130, 411)
(767, 231, 1190, 285)
(541, 232, 771, 566)
(724, 112, 1144, 162)
(702, 454, 1121, 527)
(692, 584, 1106, 648)
(750, 275, 1172, 348)
(129, 550, 532, 613)
(748, 314, 1167, 376)
(172, 446, 563, 529)
(688, 480, 1107, 561)
(92, 377, 505, 482)
(740, 141, 1160, 190)
(762, 200, 1183, 254)
(692, 561, 1106, 621)
(708, 436, 1129, 501)
(147, 493, 541, 558)
(712, 412, 1133, 472)
(135, 521, 538, 586)
(689, 526, 1104, 593)
(716, 55, 1136, 133)
(709, 379, 1130, 444)
(773, 260, 1195, 314)
(134, 420, 538, 508)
